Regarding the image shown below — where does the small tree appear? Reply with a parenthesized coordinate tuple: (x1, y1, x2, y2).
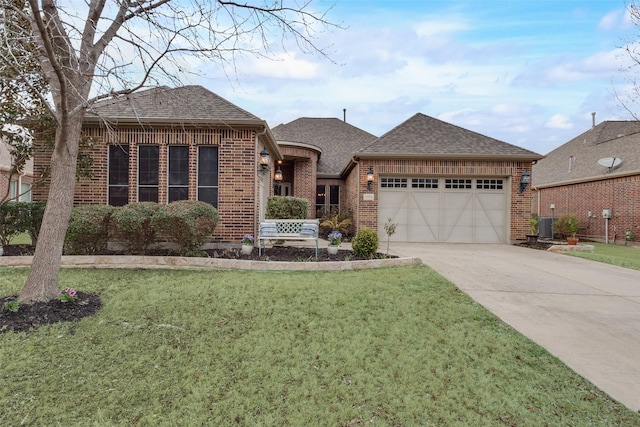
(383, 217, 397, 255)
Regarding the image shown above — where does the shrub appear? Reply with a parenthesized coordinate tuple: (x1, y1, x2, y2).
(64, 205, 114, 254)
(151, 200, 219, 256)
(266, 196, 309, 219)
(0, 201, 32, 246)
(553, 213, 579, 238)
(352, 227, 379, 258)
(111, 202, 161, 254)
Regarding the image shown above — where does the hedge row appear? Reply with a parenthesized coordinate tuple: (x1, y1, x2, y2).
(266, 196, 309, 219)
(64, 200, 219, 256)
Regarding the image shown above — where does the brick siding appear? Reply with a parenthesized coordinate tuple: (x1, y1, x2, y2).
(33, 126, 265, 244)
(536, 174, 640, 242)
(351, 158, 533, 241)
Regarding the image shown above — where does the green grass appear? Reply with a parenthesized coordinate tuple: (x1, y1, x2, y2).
(1, 266, 639, 426)
(564, 242, 640, 271)
(6, 232, 32, 245)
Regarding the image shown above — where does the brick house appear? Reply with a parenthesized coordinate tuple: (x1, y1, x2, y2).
(532, 120, 640, 243)
(32, 86, 543, 245)
(32, 86, 282, 245)
(1, 137, 33, 202)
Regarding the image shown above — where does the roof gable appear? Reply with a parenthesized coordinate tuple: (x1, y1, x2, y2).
(86, 85, 261, 124)
(359, 113, 541, 159)
(533, 121, 640, 187)
(272, 117, 376, 175)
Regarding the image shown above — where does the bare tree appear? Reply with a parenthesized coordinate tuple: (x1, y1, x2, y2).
(618, 1, 640, 119)
(0, 0, 338, 303)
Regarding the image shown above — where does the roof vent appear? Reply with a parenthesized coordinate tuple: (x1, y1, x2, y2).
(591, 112, 596, 128)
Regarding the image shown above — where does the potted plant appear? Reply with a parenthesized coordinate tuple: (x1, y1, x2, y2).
(320, 214, 351, 234)
(527, 217, 539, 245)
(241, 234, 254, 255)
(553, 213, 580, 245)
(327, 231, 342, 255)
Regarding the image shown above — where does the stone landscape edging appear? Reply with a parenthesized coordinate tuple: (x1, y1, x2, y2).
(0, 255, 422, 271)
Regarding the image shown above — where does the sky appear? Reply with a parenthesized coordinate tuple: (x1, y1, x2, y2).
(193, 1, 639, 155)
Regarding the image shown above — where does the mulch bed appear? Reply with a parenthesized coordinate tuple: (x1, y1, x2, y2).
(1, 244, 388, 262)
(515, 241, 554, 250)
(1, 292, 102, 334)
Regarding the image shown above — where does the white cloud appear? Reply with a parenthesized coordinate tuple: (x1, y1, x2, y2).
(544, 114, 573, 129)
(598, 8, 632, 30)
(245, 54, 319, 79)
(415, 20, 469, 37)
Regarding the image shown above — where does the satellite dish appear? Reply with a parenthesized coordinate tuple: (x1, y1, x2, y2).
(598, 157, 622, 173)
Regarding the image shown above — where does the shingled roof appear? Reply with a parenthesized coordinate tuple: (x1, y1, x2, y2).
(272, 118, 377, 176)
(85, 85, 262, 125)
(533, 121, 640, 187)
(358, 113, 542, 159)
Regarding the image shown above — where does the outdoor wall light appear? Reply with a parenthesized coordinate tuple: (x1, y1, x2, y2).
(274, 166, 283, 195)
(367, 166, 374, 191)
(519, 170, 530, 194)
(259, 148, 270, 172)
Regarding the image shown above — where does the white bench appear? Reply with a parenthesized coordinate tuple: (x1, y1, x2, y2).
(258, 219, 320, 257)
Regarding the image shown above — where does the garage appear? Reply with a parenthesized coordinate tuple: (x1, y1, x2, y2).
(378, 176, 508, 243)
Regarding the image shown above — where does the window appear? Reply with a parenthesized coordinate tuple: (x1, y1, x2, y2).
(7, 180, 30, 201)
(476, 179, 503, 190)
(315, 184, 340, 217)
(381, 178, 408, 188)
(168, 146, 189, 202)
(197, 146, 218, 207)
(9, 181, 17, 201)
(329, 185, 340, 213)
(316, 185, 326, 218)
(445, 178, 472, 189)
(138, 145, 159, 202)
(108, 145, 129, 206)
(412, 178, 438, 189)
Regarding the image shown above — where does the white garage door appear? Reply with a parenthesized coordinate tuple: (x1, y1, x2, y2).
(378, 177, 507, 243)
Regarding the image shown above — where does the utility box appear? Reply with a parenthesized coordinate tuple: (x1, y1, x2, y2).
(602, 209, 612, 219)
(538, 217, 553, 238)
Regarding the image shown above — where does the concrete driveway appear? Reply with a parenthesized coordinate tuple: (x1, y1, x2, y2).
(389, 243, 640, 412)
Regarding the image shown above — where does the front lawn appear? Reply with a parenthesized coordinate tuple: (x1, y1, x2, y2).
(566, 242, 640, 270)
(1, 266, 638, 426)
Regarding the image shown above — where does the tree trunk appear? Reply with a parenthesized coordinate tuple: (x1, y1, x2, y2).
(19, 114, 84, 304)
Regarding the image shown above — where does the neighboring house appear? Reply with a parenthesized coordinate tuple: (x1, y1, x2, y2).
(32, 86, 543, 245)
(32, 86, 281, 244)
(532, 120, 640, 243)
(0, 138, 33, 202)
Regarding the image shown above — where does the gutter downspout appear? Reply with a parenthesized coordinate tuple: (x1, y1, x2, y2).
(255, 125, 269, 239)
(352, 157, 361, 231)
